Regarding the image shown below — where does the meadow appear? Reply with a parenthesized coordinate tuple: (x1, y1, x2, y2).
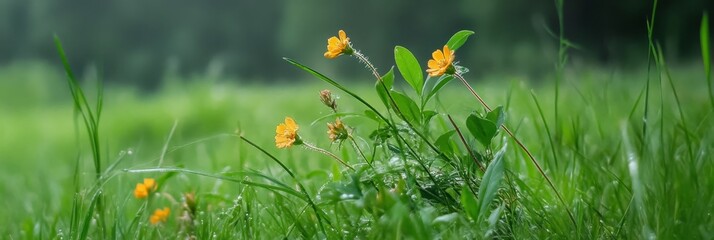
(1, 26, 714, 239)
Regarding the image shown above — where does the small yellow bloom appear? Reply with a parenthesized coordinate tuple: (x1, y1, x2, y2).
(275, 117, 301, 148)
(143, 178, 156, 190)
(327, 118, 348, 142)
(133, 178, 157, 199)
(324, 30, 353, 59)
(134, 183, 148, 199)
(150, 207, 170, 225)
(426, 45, 456, 77)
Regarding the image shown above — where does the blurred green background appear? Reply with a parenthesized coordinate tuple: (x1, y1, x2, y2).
(0, 0, 711, 88)
(1, 1, 714, 238)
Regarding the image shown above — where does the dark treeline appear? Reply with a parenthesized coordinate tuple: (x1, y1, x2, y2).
(0, 0, 711, 88)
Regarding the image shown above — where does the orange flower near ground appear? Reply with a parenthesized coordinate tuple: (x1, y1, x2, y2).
(150, 207, 170, 225)
(426, 45, 455, 77)
(275, 117, 300, 148)
(143, 178, 156, 190)
(134, 183, 148, 199)
(324, 30, 353, 59)
(133, 178, 157, 199)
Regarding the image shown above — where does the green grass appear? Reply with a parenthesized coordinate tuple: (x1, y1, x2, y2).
(1, 57, 712, 238)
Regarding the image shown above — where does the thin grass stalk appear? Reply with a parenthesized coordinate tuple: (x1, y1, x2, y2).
(351, 51, 459, 209)
(302, 142, 355, 171)
(453, 72, 577, 231)
(446, 115, 486, 172)
(236, 135, 331, 236)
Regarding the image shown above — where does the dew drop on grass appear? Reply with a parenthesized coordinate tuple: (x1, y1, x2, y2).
(127, 148, 134, 155)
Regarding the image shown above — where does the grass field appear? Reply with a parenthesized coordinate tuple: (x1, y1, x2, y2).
(1, 49, 713, 239)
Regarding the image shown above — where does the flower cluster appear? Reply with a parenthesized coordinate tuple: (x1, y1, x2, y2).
(132, 178, 172, 226)
(150, 207, 171, 225)
(133, 178, 157, 199)
(327, 118, 348, 142)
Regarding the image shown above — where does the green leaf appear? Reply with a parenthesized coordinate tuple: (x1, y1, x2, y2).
(477, 145, 506, 221)
(460, 185, 479, 222)
(391, 90, 422, 124)
(79, 191, 102, 240)
(376, 67, 395, 108)
(284, 57, 390, 125)
(485, 106, 506, 128)
(422, 75, 454, 106)
(363, 110, 381, 122)
(422, 110, 438, 125)
(446, 30, 475, 51)
(702, 13, 711, 80)
(432, 212, 459, 225)
(394, 46, 424, 95)
(701, 13, 713, 107)
(466, 114, 498, 147)
(435, 130, 456, 154)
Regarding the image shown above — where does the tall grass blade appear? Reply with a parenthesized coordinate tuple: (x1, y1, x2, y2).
(701, 13, 713, 108)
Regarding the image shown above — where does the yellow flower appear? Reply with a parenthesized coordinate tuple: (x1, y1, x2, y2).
(324, 30, 353, 59)
(134, 183, 148, 199)
(426, 45, 456, 77)
(133, 178, 157, 199)
(275, 117, 301, 148)
(150, 207, 170, 225)
(143, 178, 156, 190)
(327, 118, 348, 142)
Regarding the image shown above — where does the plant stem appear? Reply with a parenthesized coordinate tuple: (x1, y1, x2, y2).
(303, 142, 355, 171)
(446, 114, 485, 172)
(349, 136, 373, 170)
(453, 72, 577, 230)
(237, 135, 330, 235)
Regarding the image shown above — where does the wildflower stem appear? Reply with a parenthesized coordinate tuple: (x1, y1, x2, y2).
(303, 142, 355, 171)
(352, 50, 455, 164)
(453, 72, 577, 230)
(348, 136, 374, 170)
(236, 135, 331, 235)
(350, 51, 459, 210)
(351, 51, 382, 83)
(446, 114, 486, 172)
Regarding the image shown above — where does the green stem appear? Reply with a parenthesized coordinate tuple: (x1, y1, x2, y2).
(303, 142, 355, 171)
(237, 135, 331, 236)
(453, 73, 577, 231)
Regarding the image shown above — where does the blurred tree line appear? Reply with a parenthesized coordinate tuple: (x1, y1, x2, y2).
(0, 0, 711, 88)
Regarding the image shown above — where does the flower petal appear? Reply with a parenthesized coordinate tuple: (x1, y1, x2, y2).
(338, 30, 347, 41)
(285, 117, 298, 131)
(428, 59, 439, 69)
(328, 36, 340, 45)
(432, 49, 444, 61)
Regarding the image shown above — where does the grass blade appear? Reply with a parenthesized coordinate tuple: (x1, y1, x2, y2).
(701, 12, 713, 108)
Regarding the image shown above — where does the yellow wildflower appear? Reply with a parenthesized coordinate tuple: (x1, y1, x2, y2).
(150, 207, 170, 225)
(327, 118, 348, 142)
(143, 178, 156, 190)
(134, 183, 148, 199)
(426, 45, 455, 77)
(324, 30, 353, 59)
(133, 178, 157, 199)
(275, 117, 301, 148)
